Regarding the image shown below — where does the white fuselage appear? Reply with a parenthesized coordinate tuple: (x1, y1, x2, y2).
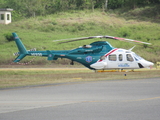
(90, 48, 154, 70)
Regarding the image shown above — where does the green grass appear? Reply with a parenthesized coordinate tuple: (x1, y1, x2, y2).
(0, 68, 160, 89)
(119, 5, 160, 23)
(0, 9, 160, 65)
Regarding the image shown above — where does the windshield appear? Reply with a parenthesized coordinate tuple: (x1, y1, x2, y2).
(133, 53, 144, 61)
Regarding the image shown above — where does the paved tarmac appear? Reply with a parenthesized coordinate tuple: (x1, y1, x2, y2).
(0, 78, 160, 120)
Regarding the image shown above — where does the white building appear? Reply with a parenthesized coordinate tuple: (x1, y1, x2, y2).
(0, 8, 13, 24)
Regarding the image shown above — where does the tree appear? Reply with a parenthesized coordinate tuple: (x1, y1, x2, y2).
(105, 0, 108, 10)
(0, 0, 159, 19)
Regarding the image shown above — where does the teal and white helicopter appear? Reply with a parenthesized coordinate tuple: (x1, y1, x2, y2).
(12, 33, 154, 70)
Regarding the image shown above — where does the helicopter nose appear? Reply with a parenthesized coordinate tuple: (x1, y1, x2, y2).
(90, 62, 107, 70)
(141, 60, 154, 68)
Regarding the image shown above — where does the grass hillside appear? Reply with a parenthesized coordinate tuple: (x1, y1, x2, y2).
(0, 8, 160, 66)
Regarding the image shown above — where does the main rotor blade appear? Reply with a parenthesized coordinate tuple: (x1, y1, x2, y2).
(53, 35, 151, 45)
(103, 35, 151, 45)
(53, 36, 103, 44)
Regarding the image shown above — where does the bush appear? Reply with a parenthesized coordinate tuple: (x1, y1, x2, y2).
(4, 33, 14, 42)
(116, 27, 131, 37)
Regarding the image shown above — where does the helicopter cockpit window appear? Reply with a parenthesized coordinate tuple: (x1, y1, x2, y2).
(109, 54, 117, 61)
(126, 54, 134, 62)
(133, 53, 143, 61)
(83, 45, 92, 48)
(119, 54, 123, 61)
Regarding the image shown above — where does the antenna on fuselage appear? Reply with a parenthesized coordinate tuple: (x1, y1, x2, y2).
(128, 46, 136, 51)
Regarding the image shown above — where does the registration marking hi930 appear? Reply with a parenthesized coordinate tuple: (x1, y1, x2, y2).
(31, 53, 42, 56)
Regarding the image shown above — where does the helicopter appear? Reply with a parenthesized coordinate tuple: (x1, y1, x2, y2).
(12, 32, 154, 70)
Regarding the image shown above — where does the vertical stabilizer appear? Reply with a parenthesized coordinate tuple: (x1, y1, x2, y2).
(12, 33, 28, 62)
(12, 33, 28, 54)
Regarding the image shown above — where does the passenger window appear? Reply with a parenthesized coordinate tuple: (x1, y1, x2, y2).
(119, 54, 123, 61)
(126, 54, 134, 62)
(109, 54, 117, 61)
